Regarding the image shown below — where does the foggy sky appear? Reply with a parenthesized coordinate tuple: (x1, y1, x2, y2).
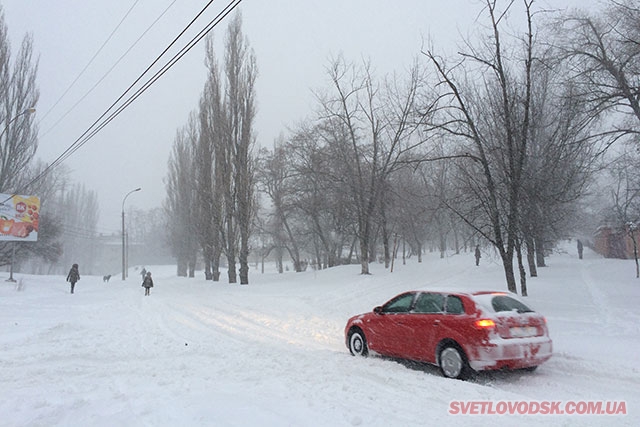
(2, 0, 590, 232)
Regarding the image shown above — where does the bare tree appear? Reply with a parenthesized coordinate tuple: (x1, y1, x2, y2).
(605, 144, 640, 276)
(0, 8, 39, 193)
(195, 14, 257, 285)
(197, 47, 224, 281)
(164, 125, 199, 277)
(0, 7, 43, 269)
(390, 165, 433, 263)
(224, 14, 258, 285)
(555, 0, 640, 140)
(519, 55, 601, 276)
(290, 123, 356, 268)
(257, 141, 306, 272)
(315, 56, 428, 274)
(424, 0, 537, 293)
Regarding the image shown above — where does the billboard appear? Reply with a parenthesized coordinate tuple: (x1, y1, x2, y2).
(0, 193, 40, 242)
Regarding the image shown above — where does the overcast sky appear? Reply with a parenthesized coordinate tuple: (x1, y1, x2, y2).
(2, 0, 592, 233)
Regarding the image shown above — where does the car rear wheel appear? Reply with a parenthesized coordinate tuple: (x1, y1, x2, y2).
(348, 329, 368, 357)
(439, 345, 469, 379)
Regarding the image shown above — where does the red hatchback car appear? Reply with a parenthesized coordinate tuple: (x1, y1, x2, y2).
(345, 290, 552, 379)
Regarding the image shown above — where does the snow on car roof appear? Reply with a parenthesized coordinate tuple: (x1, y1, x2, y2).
(411, 287, 515, 296)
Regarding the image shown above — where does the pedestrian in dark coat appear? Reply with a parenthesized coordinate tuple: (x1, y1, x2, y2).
(140, 267, 147, 280)
(577, 239, 584, 260)
(475, 245, 481, 266)
(142, 271, 153, 296)
(66, 263, 80, 294)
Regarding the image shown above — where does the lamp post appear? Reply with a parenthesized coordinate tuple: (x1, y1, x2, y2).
(2, 108, 36, 283)
(121, 187, 141, 280)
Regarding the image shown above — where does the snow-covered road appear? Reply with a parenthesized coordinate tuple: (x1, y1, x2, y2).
(1, 245, 638, 426)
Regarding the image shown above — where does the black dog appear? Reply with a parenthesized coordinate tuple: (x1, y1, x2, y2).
(103, 274, 112, 283)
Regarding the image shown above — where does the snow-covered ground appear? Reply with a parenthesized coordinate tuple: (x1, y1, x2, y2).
(1, 242, 638, 426)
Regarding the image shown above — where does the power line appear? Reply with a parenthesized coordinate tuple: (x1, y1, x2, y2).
(59, 0, 242, 164)
(38, 0, 141, 126)
(39, 0, 178, 140)
(20, 0, 242, 196)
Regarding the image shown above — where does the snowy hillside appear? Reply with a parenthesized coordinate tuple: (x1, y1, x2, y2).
(1, 243, 638, 426)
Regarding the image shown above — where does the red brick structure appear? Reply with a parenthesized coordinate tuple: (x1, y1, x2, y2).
(593, 226, 639, 259)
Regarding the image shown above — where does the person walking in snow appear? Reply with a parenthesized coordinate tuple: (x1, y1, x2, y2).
(66, 263, 80, 294)
(142, 271, 153, 296)
(577, 239, 584, 260)
(140, 267, 147, 280)
(474, 245, 481, 266)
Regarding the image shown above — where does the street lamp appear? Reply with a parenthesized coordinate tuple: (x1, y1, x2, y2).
(3, 108, 36, 283)
(121, 187, 141, 280)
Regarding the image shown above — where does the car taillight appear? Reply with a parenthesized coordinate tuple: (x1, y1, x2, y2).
(475, 319, 496, 328)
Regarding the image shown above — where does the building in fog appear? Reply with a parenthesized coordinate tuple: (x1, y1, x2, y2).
(593, 226, 639, 259)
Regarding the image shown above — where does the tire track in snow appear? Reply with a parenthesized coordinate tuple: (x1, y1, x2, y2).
(156, 298, 342, 354)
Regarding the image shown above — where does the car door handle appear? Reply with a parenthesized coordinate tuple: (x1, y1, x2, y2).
(433, 320, 440, 326)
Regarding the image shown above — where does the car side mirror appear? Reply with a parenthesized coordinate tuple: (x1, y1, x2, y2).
(374, 306, 383, 314)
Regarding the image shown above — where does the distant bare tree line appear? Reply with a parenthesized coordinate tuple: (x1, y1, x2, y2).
(2, 1, 637, 286)
(162, 1, 640, 289)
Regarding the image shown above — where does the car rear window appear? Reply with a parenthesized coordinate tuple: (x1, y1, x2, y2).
(472, 294, 534, 314)
(490, 295, 533, 313)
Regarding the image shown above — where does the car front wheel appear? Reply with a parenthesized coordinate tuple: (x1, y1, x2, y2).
(348, 329, 368, 357)
(439, 345, 469, 379)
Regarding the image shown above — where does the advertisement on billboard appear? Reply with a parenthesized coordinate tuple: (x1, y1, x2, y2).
(0, 193, 40, 242)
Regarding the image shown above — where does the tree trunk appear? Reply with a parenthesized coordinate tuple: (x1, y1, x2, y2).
(535, 236, 546, 267)
(203, 245, 213, 280)
(204, 263, 213, 280)
(402, 238, 406, 265)
(525, 235, 537, 277)
(347, 237, 357, 265)
(359, 236, 370, 274)
(500, 251, 517, 293)
(517, 240, 527, 296)
(453, 228, 460, 254)
(390, 234, 399, 273)
(177, 258, 188, 277)
(312, 238, 322, 270)
(227, 255, 237, 283)
(630, 231, 639, 278)
(359, 218, 371, 274)
(238, 183, 251, 284)
(212, 247, 221, 281)
(275, 246, 283, 273)
(188, 259, 196, 278)
(383, 228, 391, 269)
(282, 217, 302, 272)
(239, 240, 249, 284)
